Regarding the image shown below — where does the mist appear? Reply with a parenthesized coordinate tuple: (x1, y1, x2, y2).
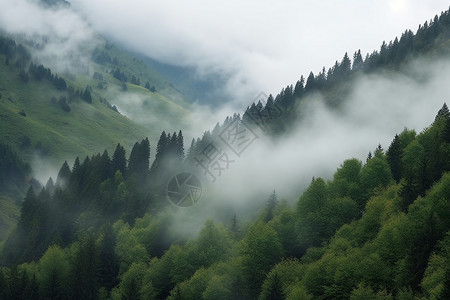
(0, 0, 97, 74)
(70, 0, 450, 104)
(2, 0, 450, 234)
(168, 55, 450, 236)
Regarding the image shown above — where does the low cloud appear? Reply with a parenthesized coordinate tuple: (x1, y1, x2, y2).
(70, 0, 450, 104)
(186, 57, 450, 222)
(0, 0, 96, 73)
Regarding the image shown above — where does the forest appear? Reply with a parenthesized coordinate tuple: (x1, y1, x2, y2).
(1, 4, 450, 300)
(1, 104, 450, 299)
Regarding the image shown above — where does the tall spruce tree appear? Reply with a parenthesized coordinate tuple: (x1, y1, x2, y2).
(112, 143, 127, 176)
(387, 134, 402, 183)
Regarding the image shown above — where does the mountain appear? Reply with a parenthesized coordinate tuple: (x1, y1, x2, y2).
(143, 56, 230, 106)
(0, 34, 192, 164)
(1, 105, 449, 299)
(1, 5, 450, 300)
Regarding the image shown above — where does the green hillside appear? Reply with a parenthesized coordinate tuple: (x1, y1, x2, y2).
(0, 52, 146, 162)
(0, 36, 192, 164)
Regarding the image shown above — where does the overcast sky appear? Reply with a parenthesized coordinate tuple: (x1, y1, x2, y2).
(69, 0, 450, 106)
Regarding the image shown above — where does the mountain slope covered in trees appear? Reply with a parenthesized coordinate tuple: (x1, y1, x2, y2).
(1, 105, 450, 299)
(1, 5, 450, 300)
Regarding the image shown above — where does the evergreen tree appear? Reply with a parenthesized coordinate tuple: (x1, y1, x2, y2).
(71, 236, 100, 299)
(186, 138, 196, 160)
(305, 72, 316, 92)
(128, 141, 141, 176)
(128, 138, 150, 177)
(56, 161, 71, 189)
(293, 76, 305, 99)
(151, 131, 168, 173)
(352, 49, 364, 71)
(19, 187, 38, 232)
(176, 130, 185, 160)
(141, 137, 150, 173)
(387, 134, 402, 183)
(155, 131, 167, 161)
(263, 190, 278, 223)
(112, 143, 127, 176)
(100, 149, 113, 180)
(434, 102, 450, 123)
(98, 225, 120, 291)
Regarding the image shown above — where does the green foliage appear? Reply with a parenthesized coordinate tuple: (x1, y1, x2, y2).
(240, 221, 284, 297)
(360, 149, 393, 197)
(259, 259, 305, 300)
(37, 245, 70, 299)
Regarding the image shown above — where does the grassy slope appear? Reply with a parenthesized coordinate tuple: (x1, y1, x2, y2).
(99, 42, 191, 108)
(0, 38, 194, 162)
(0, 53, 149, 163)
(87, 41, 191, 118)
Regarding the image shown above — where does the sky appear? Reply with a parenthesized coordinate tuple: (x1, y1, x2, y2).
(69, 0, 450, 107)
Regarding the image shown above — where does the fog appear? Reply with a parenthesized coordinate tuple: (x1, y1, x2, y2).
(0, 0, 96, 74)
(70, 0, 450, 104)
(2, 0, 450, 233)
(171, 56, 450, 234)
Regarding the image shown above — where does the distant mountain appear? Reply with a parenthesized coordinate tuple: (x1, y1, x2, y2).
(143, 56, 230, 106)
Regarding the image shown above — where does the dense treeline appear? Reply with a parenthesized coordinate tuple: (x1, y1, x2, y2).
(1, 105, 450, 299)
(1, 130, 185, 266)
(28, 63, 67, 90)
(244, 8, 450, 134)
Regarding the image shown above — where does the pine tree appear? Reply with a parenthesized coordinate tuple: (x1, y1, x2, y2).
(186, 138, 196, 159)
(264, 190, 278, 223)
(45, 177, 55, 194)
(71, 236, 100, 299)
(366, 151, 372, 163)
(293, 76, 305, 99)
(98, 224, 119, 290)
(19, 187, 38, 230)
(443, 118, 450, 143)
(112, 143, 127, 176)
(305, 72, 316, 92)
(128, 138, 150, 177)
(100, 149, 113, 180)
(56, 161, 71, 189)
(141, 138, 150, 171)
(341, 52, 351, 75)
(353, 49, 364, 71)
(151, 131, 168, 173)
(177, 130, 185, 160)
(155, 131, 167, 161)
(128, 142, 141, 176)
(387, 134, 402, 182)
(169, 132, 178, 157)
(435, 103, 450, 122)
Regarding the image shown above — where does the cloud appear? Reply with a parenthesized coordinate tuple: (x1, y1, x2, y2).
(163, 54, 450, 233)
(0, 0, 96, 73)
(70, 0, 450, 105)
(186, 56, 450, 220)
